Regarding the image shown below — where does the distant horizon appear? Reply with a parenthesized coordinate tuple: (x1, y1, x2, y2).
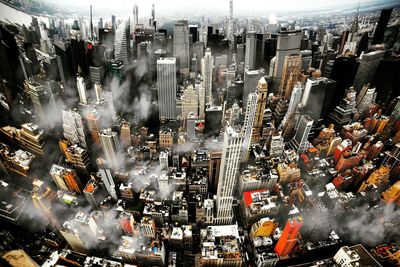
(5, 0, 400, 19)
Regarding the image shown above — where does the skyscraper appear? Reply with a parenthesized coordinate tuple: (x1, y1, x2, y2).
(31, 179, 59, 229)
(204, 106, 223, 137)
(243, 69, 265, 105)
(50, 164, 83, 193)
(251, 77, 268, 144)
(329, 87, 357, 128)
(151, 3, 156, 29)
(186, 112, 197, 141)
(70, 20, 88, 75)
(120, 121, 131, 148)
(111, 15, 116, 29)
(274, 217, 303, 256)
(272, 30, 302, 93)
(288, 114, 314, 152)
(76, 76, 87, 104)
(301, 77, 336, 122)
(157, 58, 177, 120)
(114, 20, 130, 66)
(62, 109, 87, 148)
(215, 126, 243, 225)
(329, 55, 359, 113)
(353, 50, 385, 92)
(242, 92, 257, 162)
(372, 8, 393, 45)
(174, 20, 190, 73)
(99, 128, 123, 170)
(99, 168, 117, 200)
(27, 80, 49, 123)
(227, 0, 234, 41)
(281, 82, 303, 128)
(279, 54, 301, 99)
(245, 31, 256, 70)
(201, 48, 214, 105)
(181, 85, 198, 119)
(132, 4, 138, 32)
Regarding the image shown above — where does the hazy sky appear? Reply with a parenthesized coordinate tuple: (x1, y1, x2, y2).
(48, 0, 397, 17)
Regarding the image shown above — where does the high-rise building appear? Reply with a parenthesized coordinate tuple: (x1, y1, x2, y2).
(300, 50, 312, 71)
(251, 77, 268, 144)
(279, 54, 301, 99)
(301, 77, 336, 122)
(31, 179, 59, 228)
(76, 76, 87, 104)
(195, 80, 206, 117)
(353, 50, 385, 92)
(157, 58, 177, 120)
(151, 3, 156, 29)
(329, 55, 359, 113)
(132, 4, 138, 32)
(59, 141, 90, 175)
(245, 31, 257, 69)
(62, 109, 87, 148)
(60, 221, 89, 254)
(274, 217, 303, 256)
(242, 92, 257, 162)
(26, 80, 50, 123)
(70, 20, 88, 75)
(174, 20, 190, 73)
(288, 114, 314, 152)
(356, 85, 377, 114)
(90, 65, 105, 85)
(214, 126, 243, 225)
(99, 169, 117, 200)
(99, 128, 123, 170)
(189, 25, 199, 43)
(201, 48, 214, 105)
(186, 112, 197, 141)
(281, 82, 303, 128)
(181, 85, 198, 119)
(0, 123, 46, 155)
(111, 15, 116, 29)
(208, 146, 222, 195)
(269, 131, 285, 158)
(83, 178, 107, 209)
(372, 8, 393, 45)
(50, 164, 83, 193)
(120, 121, 131, 148)
(114, 20, 130, 66)
(86, 111, 101, 145)
(272, 30, 302, 92)
(243, 69, 265, 105)
(329, 87, 357, 128)
(159, 128, 174, 149)
(204, 105, 223, 137)
(227, 0, 234, 41)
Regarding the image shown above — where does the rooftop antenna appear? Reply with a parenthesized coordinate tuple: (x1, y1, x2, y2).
(90, 4, 93, 40)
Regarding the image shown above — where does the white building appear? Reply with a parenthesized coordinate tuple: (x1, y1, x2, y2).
(201, 48, 214, 105)
(62, 109, 87, 148)
(99, 128, 123, 170)
(214, 126, 243, 225)
(242, 92, 257, 162)
(76, 76, 87, 104)
(157, 58, 177, 120)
